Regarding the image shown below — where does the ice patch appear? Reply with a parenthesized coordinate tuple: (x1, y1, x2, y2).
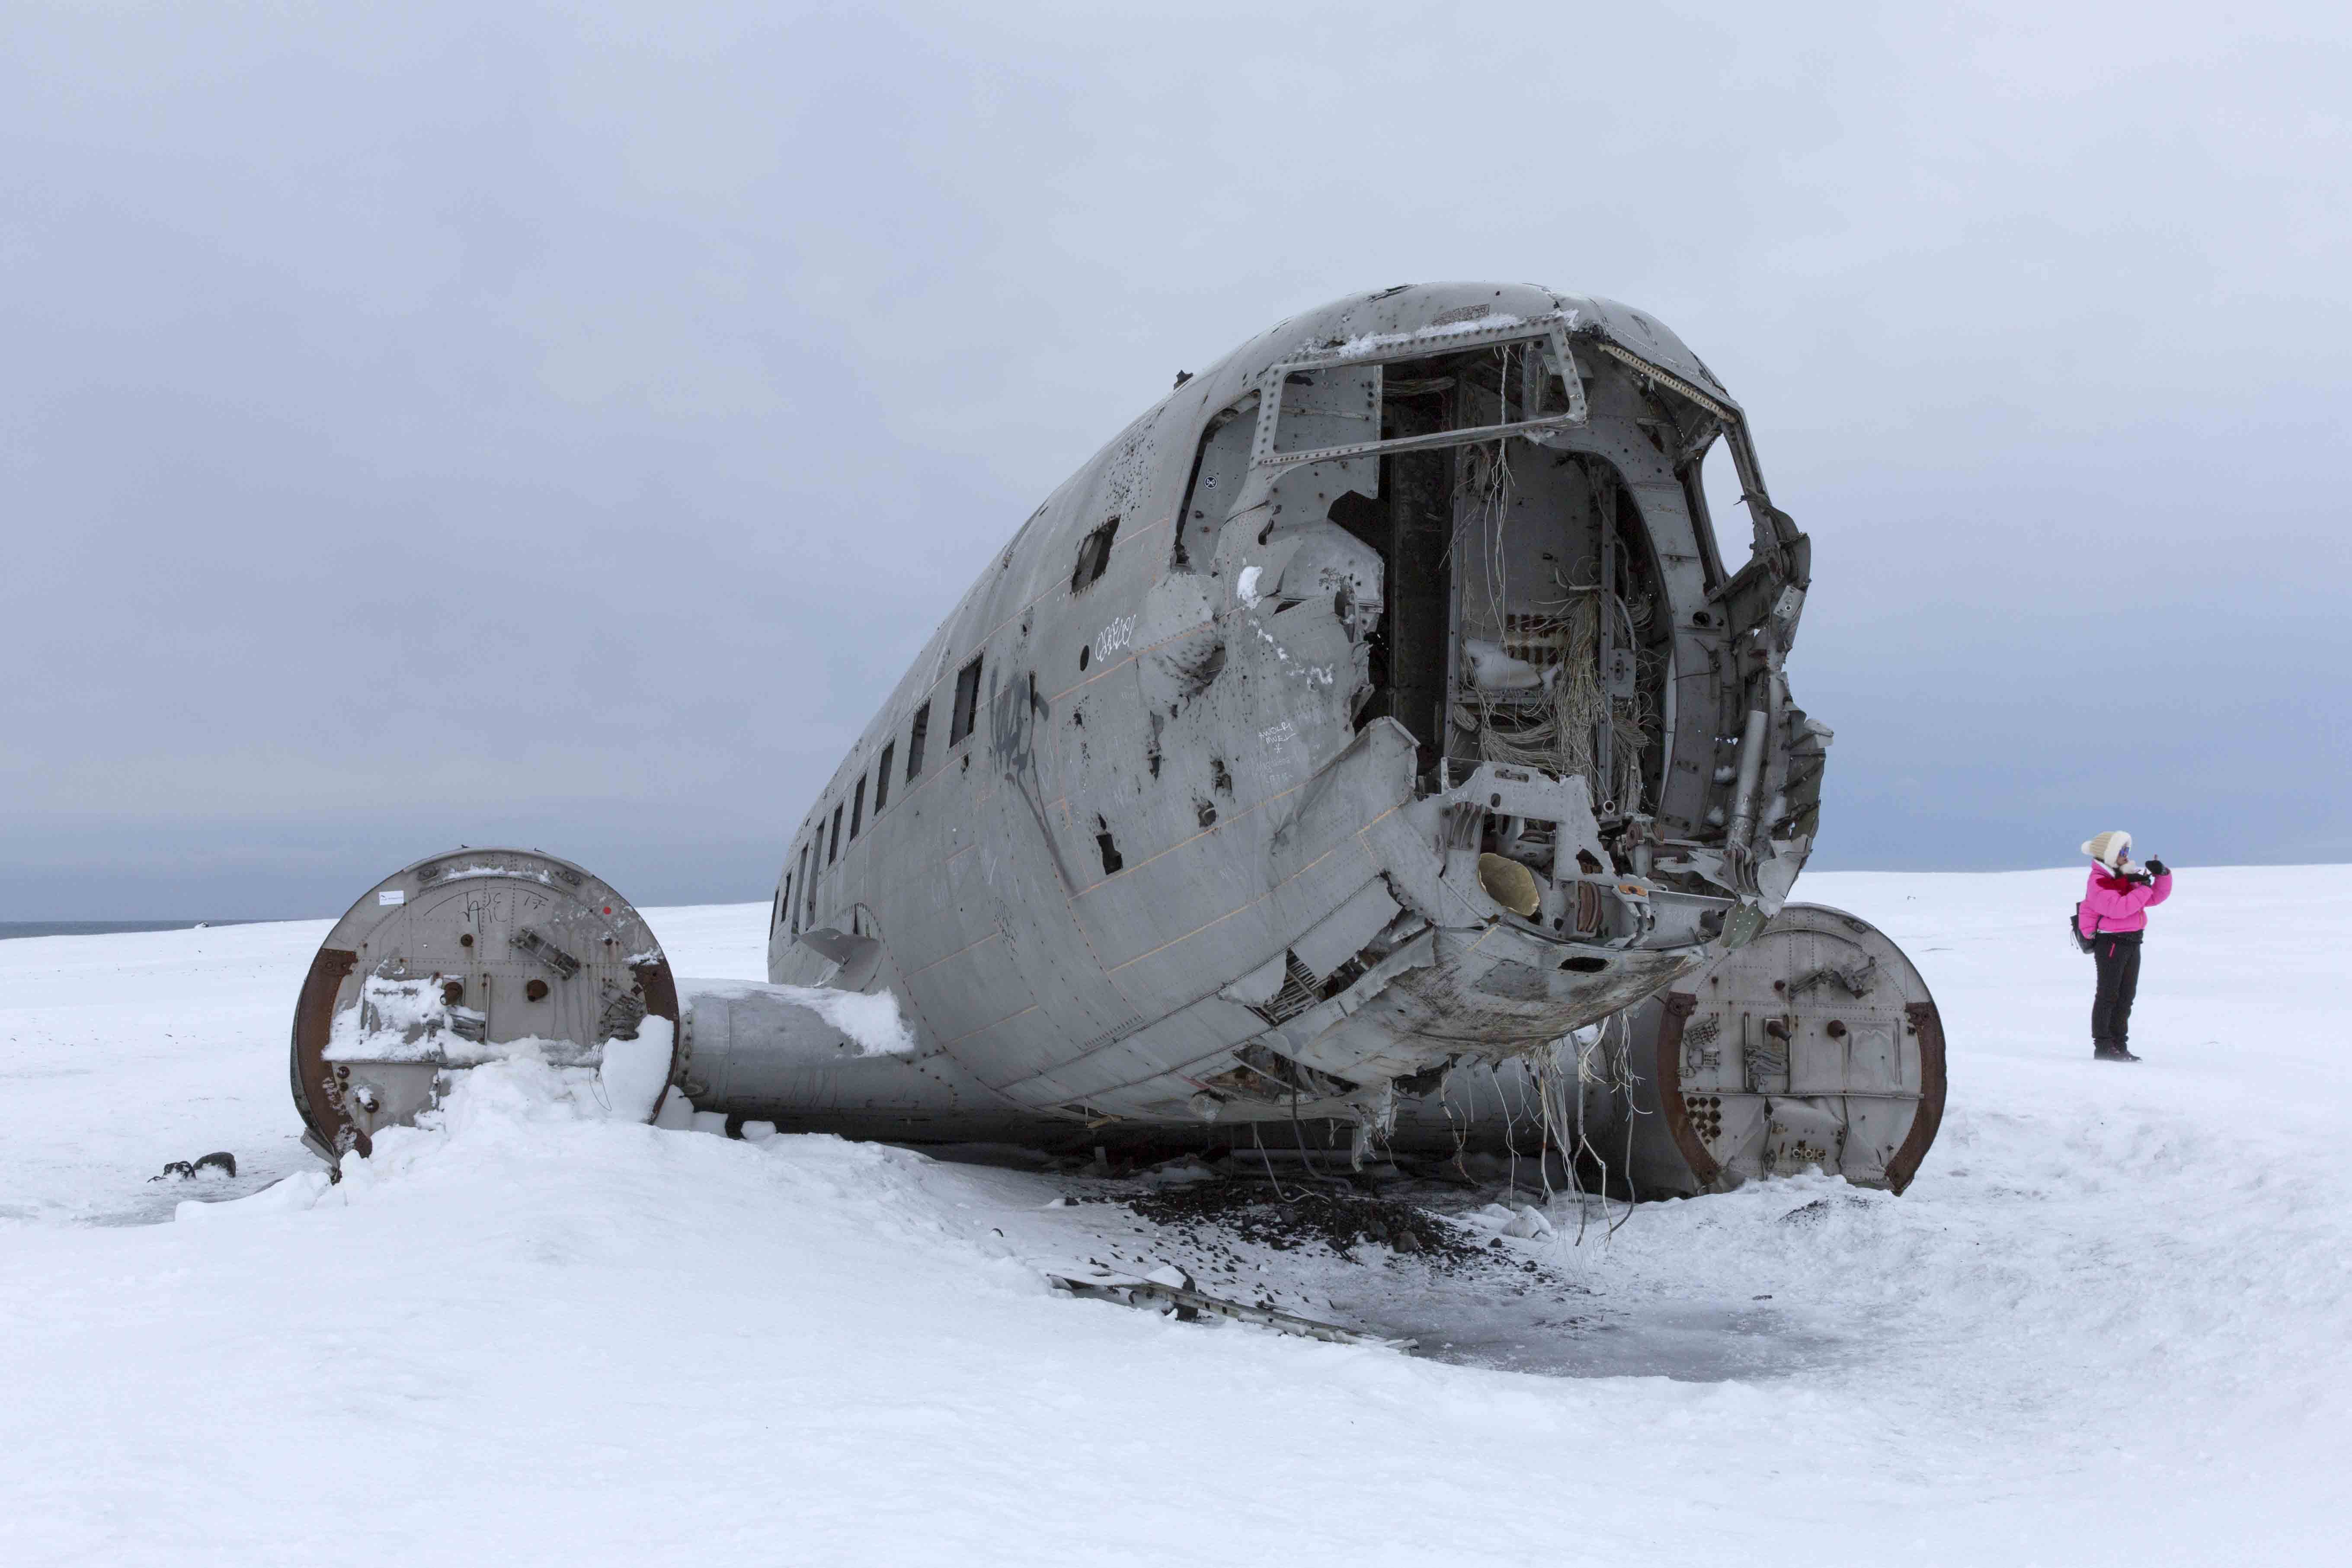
(1236, 564, 1263, 608)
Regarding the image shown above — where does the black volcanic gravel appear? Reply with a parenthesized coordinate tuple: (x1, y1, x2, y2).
(1122, 1181, 1490, 1271)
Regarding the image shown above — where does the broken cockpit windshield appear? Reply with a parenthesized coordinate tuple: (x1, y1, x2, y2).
(1252, 316, 1590, 472)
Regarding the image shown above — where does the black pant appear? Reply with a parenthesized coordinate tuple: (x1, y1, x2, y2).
(2091, 931, 2144, 1047)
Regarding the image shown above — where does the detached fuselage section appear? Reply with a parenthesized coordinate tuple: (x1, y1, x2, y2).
(730, 284, 1827, 1146)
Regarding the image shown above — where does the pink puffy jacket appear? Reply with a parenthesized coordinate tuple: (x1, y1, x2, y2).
(2078, 865, 2173, 937)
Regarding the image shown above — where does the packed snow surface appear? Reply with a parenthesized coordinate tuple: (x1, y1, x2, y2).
(2, 869, 2347, 1565)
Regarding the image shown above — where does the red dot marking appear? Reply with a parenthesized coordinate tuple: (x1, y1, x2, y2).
(603, 906, 611, 914)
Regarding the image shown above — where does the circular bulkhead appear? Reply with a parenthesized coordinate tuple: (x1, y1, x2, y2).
(1628, 902, 1946, 1194)
(288, 848, 682, 1161)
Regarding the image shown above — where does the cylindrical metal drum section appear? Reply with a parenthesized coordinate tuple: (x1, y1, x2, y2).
(290, 848, 682, 1162)
(673, 979, 1008, 1138)
(1619, 902, 1945, 1195)
(1381, 902, 1944, 1195)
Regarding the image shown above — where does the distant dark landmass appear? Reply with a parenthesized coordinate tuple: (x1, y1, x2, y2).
(0, 920, 263, 941)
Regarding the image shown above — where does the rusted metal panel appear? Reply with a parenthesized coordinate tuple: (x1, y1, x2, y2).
(288, 945, 359, 1157)
(1651, 991, 1722, 1189)
(1885, 1001, 1950, 1195)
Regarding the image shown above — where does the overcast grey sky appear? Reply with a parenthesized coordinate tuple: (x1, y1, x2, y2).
(4, 1, 2347, 918)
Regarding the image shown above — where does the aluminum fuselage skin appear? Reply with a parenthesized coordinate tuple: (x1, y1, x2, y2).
(734, 283, 1822, 1149)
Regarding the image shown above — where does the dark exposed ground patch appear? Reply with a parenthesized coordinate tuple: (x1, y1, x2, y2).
(1111, 1180, 1554, 1284)
(1778, 1194, 1880, 1227)
(1128, 1181, 1481, 1263)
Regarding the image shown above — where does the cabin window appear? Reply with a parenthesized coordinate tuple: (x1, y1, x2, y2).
(773, 876, 787, 934)
(906, 702, 930, 779)
(803, 844, 818, 925)
(950, 654, 983, 746)
(828, 802, 843, 864)
(792, 843, 808, 932)
(875, 742, 894, 811)
(849, 775, 867, 839)
(1071, 517, 1119, 592)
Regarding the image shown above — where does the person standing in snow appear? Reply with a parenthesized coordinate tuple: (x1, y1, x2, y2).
(2077, 831, 2172, 1062)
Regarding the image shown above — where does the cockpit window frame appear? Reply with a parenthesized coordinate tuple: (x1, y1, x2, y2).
(1248, 317, 1590, 473)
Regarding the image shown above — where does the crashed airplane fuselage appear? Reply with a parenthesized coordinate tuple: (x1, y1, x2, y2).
(294, 283, 1940, 1194)
(750, 284, 1821, 1130)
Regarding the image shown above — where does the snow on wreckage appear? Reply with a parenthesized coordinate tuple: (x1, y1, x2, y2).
(279, 282, 1946, 1339)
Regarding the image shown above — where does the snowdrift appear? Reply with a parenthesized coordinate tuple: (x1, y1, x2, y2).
(1, 868, 2347, 1566)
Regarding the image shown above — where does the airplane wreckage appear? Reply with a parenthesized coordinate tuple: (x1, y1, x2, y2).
(293, 282, 1944, 1208)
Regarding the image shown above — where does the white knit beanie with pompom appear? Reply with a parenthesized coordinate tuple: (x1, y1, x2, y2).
(2081, 830, 2132, 869)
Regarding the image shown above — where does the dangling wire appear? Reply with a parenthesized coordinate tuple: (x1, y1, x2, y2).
(1250, 1120, 1290, 1202)
(1446, 434, 1659, 818)
(1530, 1014, 1645, 1245)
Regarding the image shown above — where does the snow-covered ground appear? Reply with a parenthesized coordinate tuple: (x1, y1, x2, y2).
(2, 868, 2346, 1566)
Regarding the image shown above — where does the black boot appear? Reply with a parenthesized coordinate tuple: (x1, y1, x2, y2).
(2094, 1040, 2141, 1062)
